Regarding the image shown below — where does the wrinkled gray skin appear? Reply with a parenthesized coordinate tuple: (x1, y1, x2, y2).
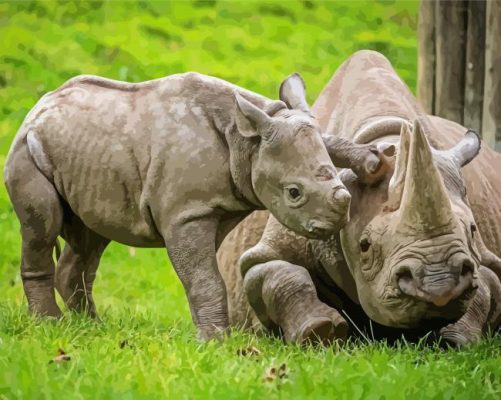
(3, 71, 382, 340)
(218, 51, 501, 345)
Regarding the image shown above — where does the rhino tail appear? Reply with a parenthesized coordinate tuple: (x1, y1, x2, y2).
(54, 238, 62, 261)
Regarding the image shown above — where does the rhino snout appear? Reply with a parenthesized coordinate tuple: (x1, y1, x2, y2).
(395, 255, 477, 307)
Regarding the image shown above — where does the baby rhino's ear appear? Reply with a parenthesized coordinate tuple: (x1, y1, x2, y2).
(234, 93, 272, 138)
(279, 72, 310, 114)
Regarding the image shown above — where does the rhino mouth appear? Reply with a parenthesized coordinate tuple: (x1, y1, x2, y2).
(397, 272, 476, 307)
(392, 279, 478, 325)
(305, 219, 344, 239)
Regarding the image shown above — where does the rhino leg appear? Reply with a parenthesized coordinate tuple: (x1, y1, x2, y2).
(4, 143, 63, 317)
(479, 247, 501, 282)
(440, 266, 501, 346)
(164, 217, 229, 341)
(244, 261, 348, 344)
(55, 215, 109, 317)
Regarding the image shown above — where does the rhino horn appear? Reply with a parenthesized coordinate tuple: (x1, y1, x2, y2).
(385, 122, 411, 211)
(397, 119, 454, 232)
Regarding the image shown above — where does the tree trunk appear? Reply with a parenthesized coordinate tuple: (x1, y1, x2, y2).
(417, 0, 500, 150)
(435, 0, 467, 124)
(482, 0, 501, 150)
(464, 0, 486, 132)
(418, 1, 436, 115)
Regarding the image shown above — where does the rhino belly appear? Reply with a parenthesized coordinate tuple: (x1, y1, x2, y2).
(63, 179, 163, 247)
(54, 162, 163, 247)
(28, 124, 164, 247)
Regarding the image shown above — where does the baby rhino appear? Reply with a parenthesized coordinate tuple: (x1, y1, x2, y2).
(4, 71, 380, 339)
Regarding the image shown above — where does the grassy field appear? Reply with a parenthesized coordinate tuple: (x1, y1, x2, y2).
(0, 1, 499, 399)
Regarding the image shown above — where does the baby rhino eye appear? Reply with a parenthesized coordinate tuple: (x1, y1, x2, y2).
(285, 184, 302, 202)
(360, 238, 371, 252)
(289, 187, 300, 199)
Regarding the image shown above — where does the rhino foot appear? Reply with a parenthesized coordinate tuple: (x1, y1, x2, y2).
(439, 323, 483, 346)
(282, 301, 348, 345)
(294, 314, 348, 345)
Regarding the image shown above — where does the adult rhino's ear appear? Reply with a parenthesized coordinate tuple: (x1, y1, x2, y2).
(385, 123, 411, 211)
(234, 93, 272, 138)
(279, 72, 310, 113)
(447, 129, 481, 167)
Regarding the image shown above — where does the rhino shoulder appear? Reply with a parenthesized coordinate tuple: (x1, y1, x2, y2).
(240, 214, 312, 276)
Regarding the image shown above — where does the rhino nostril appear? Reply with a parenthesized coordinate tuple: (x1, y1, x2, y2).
(396, 267, 413, 283)
(395, 266, 417, 297)
(460, 260, 474, 276)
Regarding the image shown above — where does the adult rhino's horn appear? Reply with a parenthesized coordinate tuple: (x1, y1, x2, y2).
(397, 119, 454, 232)
(385, 122, 411, 211)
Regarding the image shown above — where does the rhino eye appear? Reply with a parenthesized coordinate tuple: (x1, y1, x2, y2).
(471, 223, 477, 238)
(289, 188, 300, 199)
(285, 184, 302, 201)
(360, 238, 371, 252)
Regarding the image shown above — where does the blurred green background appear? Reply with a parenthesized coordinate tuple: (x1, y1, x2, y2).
(4, 2, 497, 400)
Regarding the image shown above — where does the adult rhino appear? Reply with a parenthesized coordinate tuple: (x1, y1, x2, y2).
(217, 51, 501, 345)
(4, 71, 382, 340)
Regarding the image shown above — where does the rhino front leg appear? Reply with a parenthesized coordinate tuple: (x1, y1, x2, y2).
(164, 217, 229, 341)
(440, 266, 501, 346)
(244, 261, 348, 344)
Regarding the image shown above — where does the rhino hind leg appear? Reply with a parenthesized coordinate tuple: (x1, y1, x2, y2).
(55, 215, 109, 317)
(244, 261, 348, 344)
(4, 143, 63, 317)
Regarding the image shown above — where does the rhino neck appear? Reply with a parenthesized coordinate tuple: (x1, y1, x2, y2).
(200, 83, 278, 210)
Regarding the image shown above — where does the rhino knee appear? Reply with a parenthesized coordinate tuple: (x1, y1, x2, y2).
(239, 242, 280, 278)
(243, 261, 313, 307)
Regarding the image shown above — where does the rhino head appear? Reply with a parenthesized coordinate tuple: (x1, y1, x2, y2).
(234, 73, 351, 239)
(340, 119, 482, 327)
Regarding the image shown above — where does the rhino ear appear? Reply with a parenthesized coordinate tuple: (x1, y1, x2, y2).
(448, 129, 481, 167)
(234, 93, 272, 138)
(377, 142, 396, 157)
(279, 73, 310, 113)
(385, 123, 411, 211)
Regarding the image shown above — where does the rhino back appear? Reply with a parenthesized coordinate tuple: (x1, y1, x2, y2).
(18, 73, 249, 246)
(311, 50, 422, 139)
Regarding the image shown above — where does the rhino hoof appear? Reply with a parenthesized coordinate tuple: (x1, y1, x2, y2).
(297, 316, 348, 345)
(439, 324, 482, 347)
(29, 304, 63, 320)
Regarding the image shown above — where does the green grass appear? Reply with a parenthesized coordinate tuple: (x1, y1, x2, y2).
(0, 1, 499, 399)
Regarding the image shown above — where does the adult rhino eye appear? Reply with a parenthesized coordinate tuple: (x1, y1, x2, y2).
(360, 238, 371, 252)
(471, 223, 477, 238)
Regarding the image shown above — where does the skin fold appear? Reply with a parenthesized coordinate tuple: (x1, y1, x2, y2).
(217, 51, 501, 345)
(4, 71, 380, 340)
